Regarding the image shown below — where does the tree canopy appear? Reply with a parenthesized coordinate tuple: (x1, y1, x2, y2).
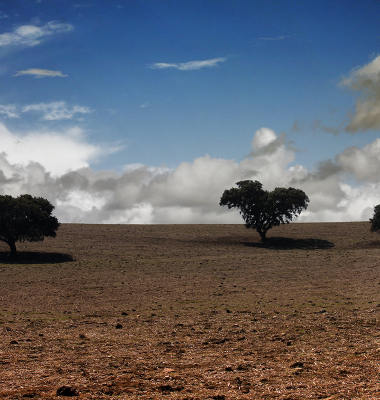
(220, 180, 309, 242)
(0, 194, 60, 256)
(370, 204, 380, 233)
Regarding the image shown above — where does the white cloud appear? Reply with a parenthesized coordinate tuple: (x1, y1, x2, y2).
(0, 123, 116, 176)
(0, 21, 73, 47)
(22, 101, 92, 120)
(0, 104, 19, 118)
(1, 123, 380, 224)
(14, 69, 67, 78)
(252, 127, 277, 149)
(340, 55, 380, 132)
(337, 139, 380, 182)
(150, 57, 227, 71)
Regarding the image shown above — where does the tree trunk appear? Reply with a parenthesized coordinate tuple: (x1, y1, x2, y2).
(0, 238, 17, 257)
(8, 241, 17, 257)
(257, 229, 267, 242)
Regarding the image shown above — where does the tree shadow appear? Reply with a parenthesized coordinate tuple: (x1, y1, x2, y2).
(0, 251, 75, 264)
(243, 237, 334, 250)
(357, 240, 380, 249)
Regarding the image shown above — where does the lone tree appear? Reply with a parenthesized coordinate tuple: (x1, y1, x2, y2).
(0, 194, 60, 257)
(370, 204, 380, 233)
(220, 180, 309, 242)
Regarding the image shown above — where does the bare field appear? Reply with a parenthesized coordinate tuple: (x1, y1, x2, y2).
(1, 222, 380, 399)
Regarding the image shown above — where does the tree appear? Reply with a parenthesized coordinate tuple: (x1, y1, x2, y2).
(370, 204, 380, 233)
(220, 180, 309, 242)
(0, 194, 60, 257)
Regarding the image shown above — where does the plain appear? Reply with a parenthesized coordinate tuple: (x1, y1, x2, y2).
(0, 222, 380, 399)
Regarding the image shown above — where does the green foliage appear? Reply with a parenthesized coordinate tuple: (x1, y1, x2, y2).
(220, 180, 309, 241)
(370, 204, 380, 232)
(0, 194, 60, 256)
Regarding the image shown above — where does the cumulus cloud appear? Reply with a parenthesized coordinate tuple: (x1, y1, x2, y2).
(340, 55, 380, 132)
(0, 123, 116, 176)
(1, 123, 380, 224)
(13, 69, 67, 78)
(150, 58, 227, 71)
(0, 21, 73, 47)
(337, 139, 380, 182)
(22, 101, 92, 120)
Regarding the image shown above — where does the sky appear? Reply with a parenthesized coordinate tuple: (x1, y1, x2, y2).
(1, 0, 380, 224)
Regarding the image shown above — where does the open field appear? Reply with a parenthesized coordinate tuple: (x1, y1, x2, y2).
(1, 222, 380, 399)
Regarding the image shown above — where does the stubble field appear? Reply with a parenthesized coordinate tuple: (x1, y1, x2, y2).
(1, 222, 380, 399)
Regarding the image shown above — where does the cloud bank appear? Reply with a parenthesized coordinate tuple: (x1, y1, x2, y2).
(0, 122, 379, 224)
(0, 124, 113, 176)
(1, 56, 379, 225)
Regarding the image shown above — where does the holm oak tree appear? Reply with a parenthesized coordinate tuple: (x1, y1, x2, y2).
(0, 194, 60, 256)
(220, 180, 309, 242)
(370, 204, 380, 233)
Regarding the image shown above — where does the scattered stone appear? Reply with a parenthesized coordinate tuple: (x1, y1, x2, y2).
(56, 386, 79, 396)
(158, 384, 183, 393)
(158, 384, 174, 393)
(208, 337, 228, 345)
(290, 361, 304, 369)
(21, 392, 37, 398)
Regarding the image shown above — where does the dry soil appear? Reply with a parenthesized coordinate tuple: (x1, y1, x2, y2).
(1, 222, 380, 399)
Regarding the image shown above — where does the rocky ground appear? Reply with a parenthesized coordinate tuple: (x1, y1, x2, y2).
(1, 222, 380, 399)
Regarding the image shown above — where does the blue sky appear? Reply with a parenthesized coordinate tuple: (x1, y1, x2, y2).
(1, 0, 380, 224)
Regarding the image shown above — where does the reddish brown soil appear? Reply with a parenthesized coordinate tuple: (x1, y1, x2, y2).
(1, 222, 380, 399)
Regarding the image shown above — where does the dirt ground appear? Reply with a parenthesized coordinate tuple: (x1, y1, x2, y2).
(1, 222, 380, 399)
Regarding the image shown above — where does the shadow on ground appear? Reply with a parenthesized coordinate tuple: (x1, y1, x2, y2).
(244, 237, 335, 250)
(357, 240, 380, 249)
(0, 252, 75, 264)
